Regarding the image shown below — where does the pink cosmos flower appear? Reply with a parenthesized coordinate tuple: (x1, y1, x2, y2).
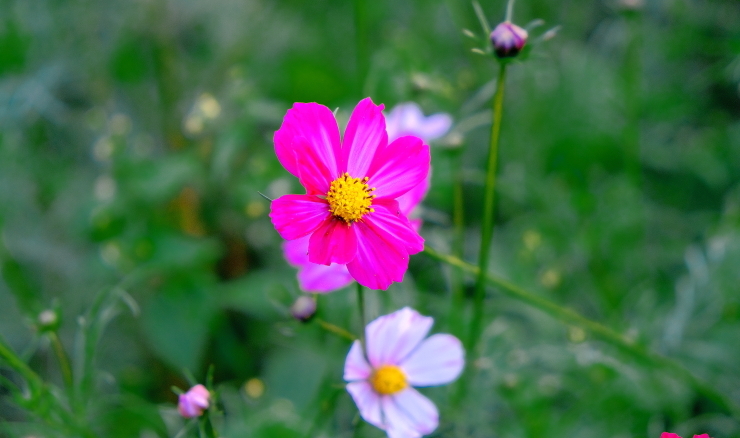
(661, 434, 711, 438)
(281, 102, 450, 293)
(344, 307, 464, 438)
(270, 98, 430, 290)
(177, 384, 210, 418)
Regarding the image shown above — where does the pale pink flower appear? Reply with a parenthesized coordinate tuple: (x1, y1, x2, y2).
(177, 384, 210, 418)
(270, 98, 430, 290)
(385, 103, 452, 143)
(281, 102, 448, 293)
(344, 307, 464, 438)
(661, 434, 711, 438)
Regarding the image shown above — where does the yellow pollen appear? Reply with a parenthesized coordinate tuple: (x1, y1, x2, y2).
(370, 365, 408, 395)
(326, 172, 375, 223)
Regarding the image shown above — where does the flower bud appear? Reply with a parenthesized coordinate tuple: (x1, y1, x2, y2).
(178, 384, 210, 418)
(37, 309, 59, 332)
(290, 295, 317, 322)
(490, 22, 528, 58)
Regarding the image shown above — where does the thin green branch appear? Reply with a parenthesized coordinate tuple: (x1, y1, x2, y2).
(424, 245, 740, 419)
(315, 318, 357, 342)
(468, 63, 507, 353)
(48, 332, 73, 389)
(356, 283, 366, 349)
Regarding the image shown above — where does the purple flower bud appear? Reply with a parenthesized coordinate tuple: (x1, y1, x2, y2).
(290, 295, 317, 322)
(490, 22, 528, 58)
(178, 384, 210, 418)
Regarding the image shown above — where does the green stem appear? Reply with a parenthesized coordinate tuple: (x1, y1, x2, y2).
(424, 245, 740, 420)
(48, 331, 73, 389)
(468, 63, 507, 353)
(356, 283, 366, 349)
(315, 318, 358, 342)
(0, 336, 43, 393)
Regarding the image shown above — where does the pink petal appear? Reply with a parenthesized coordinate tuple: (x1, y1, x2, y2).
(347, 381, 385, 430)
(382, 387, 439, 438)
(661, 434, 682, 438)
(294, 136, 333, 195)
(367, 201, 424, 254)
(364, 307, 433, 368)
(284, 237, 354, 293)
(396, 173, 430, 218)
(308, 217, 358, 265)
(342, 97, 388, 178)
(298, 262, 354, 293)
(188, 385, 210, 408)
(344, 340, 372, 381)
(345, 219, 409, 290)
(400, 334, 464, 387)
(274, 102, 341, 180)
(270, 195, 330, 240)
(367, 136, 430, 200)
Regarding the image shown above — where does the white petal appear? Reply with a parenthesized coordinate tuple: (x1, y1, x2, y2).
(381, 387, 439, 437)
(400, 334, 464, 387)
(344, 340, 372, 381)
(365, 307, 433, 368)
(347, 381, 385, 430)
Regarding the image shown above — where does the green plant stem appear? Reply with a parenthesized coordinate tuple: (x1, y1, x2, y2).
(48, 331, 73, 389)
(424, 245, 740, 419)
(315, 318, 357, 342)
(468, 63, 507, 353)
(0, 336, 43, 393)
(356, 283, 366, 349)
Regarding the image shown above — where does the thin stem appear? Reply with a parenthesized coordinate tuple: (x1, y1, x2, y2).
(315, 318, 357, 342)
(468, 63, 507, 353)
(48, 332, 73, 389)
(424, 245, 740, 420)
(505, 0, 515, 22)
(0, 336, 43, 393)
(356, 283, 366, 349)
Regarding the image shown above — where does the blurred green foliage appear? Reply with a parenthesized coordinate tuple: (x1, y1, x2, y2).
(1, 0, 740, 437)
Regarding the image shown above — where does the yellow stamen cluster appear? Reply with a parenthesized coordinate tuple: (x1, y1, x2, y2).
(326, 172, 375, 223)
(370, 365, 408, 395)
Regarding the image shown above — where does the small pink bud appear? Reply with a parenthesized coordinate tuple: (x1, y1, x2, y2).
(490, 22, 528, 58)
(290, 295, 317, 322)
(177, 384, 210, 418)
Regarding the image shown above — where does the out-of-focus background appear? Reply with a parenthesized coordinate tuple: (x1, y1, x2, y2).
(1, 0, 740, 437)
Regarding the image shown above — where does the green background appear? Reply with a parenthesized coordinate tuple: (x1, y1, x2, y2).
(1, 0, 739, 437)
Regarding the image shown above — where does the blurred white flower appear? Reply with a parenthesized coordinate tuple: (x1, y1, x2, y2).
(385, 103, 452, 143)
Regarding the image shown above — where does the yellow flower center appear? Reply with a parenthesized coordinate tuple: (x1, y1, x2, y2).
(370, 365, 408, 395)
(326, 172, 375, 223)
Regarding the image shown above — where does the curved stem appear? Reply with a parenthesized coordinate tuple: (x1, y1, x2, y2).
(424, 245, 740, 420)
(468, 63, 507, 353)
(505, 0, 515, 22)
(315, 318, 357, 342)
(48, 331, 73, 389)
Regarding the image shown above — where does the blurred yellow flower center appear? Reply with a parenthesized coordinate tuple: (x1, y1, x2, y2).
(370, 365, 408, 395)
(326, 172, 375, 223)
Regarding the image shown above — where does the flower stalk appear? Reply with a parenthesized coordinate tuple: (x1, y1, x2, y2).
(48, 331, 73, 389)
(468, 62, 508, 353)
